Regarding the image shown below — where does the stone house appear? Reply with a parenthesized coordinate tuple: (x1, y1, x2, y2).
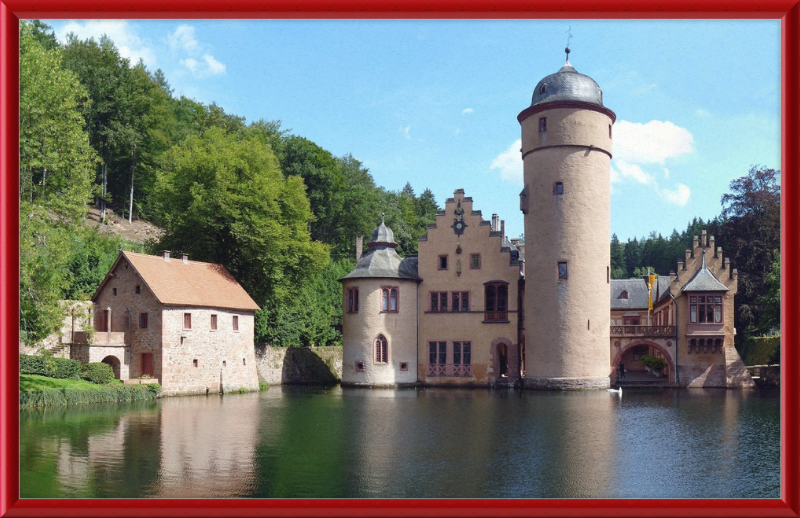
(340, 189, 522, 387)
(609, 230, 753, 387)
(71, 250, 260, 395)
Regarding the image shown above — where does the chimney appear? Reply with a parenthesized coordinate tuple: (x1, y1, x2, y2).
(723, 257, 730, 270)
(181, 253, 189, 264)
(678, 260, 685, 271)
(701, 229, 708, 247)
(492, 214, 499, 232)
(685, 249, 692, 263)
(709, 235, 716, 254)
(355, 236, 364, 262)
(692, 235, 699, 253)
(731, 268, 739, 281)
(501, 220, 505, 239)
(160, 250, 171, 262)
(669, 271, 676, 283)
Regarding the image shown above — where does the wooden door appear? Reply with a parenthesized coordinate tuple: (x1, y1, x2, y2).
(141, 353, 154, 376)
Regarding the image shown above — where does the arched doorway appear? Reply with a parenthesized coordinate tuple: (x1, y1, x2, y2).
(101, 355, 121, 379)
(612, 340, 676, 384)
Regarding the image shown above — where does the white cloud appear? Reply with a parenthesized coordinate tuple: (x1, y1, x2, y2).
(167, 25, 199, 53)
(489, 139, 523, 185)
(613, 120, 694, 164)
(56, 20, 156, 68)
(180, 55, 226, 78)
(401, 125, 411, 139)
(612, 160, 655, 185)
(461, 108, 474, 115)
(660, 183, 691, 206)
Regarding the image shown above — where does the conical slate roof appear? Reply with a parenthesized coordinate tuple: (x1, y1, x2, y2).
(682, 253, 729, 292)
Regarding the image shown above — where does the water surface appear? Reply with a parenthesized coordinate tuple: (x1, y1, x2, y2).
(20, 386, 780, 498)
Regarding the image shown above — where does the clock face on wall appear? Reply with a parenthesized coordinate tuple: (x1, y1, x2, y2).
(452, 202, 465, 235)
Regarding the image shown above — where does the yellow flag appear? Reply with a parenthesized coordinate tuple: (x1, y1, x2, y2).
(648, 275, 656, 310)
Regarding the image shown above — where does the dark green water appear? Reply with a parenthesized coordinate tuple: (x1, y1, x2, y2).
(19, 386, 780, 499)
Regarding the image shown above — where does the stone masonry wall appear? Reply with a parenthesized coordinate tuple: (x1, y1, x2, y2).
(255, 345, 342, 385)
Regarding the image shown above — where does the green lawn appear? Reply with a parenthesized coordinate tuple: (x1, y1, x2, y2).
(19, 374, 121, 392)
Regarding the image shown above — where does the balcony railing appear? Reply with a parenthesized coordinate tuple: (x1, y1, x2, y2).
(483, 311, 508, 322)
(70, 331, 127, 346)
(610, 325, 676, 338)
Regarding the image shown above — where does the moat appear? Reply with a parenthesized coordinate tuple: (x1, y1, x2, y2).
(20, 386, 779, 499)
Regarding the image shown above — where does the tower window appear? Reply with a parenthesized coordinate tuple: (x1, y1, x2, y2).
(554, 182, 564, 195)
(438, 255, 448, 270)
(609, 124, 612, 138)
(558, 262, 568, 280)
(382, 287, 399, 312)
(539, 117, 547, 133)
(374, 335, 389, 364)
(347, 287, 359, 313)
(540, 84, 546, 94)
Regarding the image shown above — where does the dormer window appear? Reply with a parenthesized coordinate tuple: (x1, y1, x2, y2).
(620, 290, 628, 299)
(540, 84, 546, 94)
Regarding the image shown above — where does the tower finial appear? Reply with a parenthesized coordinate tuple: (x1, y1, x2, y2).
(381, 213, 385, 225)
(565, 26, 572, 64)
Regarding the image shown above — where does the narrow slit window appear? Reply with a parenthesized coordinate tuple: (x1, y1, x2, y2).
(554, 182, 564, 195)
(558, 262, 568, 280)
(539, 117, 547, 133)
(183, 312, 192, 329)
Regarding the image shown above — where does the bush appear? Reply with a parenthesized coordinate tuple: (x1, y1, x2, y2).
(19, 354, 80, 379)
(80, 362, 115, 384)
(641, 355, 667, 372)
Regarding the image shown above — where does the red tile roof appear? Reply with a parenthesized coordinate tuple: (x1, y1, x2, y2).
(98, 251, 260, 311)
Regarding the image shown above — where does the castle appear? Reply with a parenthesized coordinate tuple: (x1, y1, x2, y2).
(340, 56, 754, 389)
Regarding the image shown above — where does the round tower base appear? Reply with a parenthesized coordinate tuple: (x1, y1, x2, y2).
(523, 376, 610, 391)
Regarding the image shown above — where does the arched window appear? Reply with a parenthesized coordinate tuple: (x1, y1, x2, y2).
(374, 335, 388, 364)
(484, 282, 509, 321)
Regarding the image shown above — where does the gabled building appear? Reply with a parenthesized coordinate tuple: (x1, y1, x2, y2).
(71, 250, 261, 395)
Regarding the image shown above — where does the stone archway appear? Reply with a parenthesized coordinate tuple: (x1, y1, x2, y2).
(490, 337, 516, 382)
(101, 355, 121, 379)
(612, 340, 676, 384)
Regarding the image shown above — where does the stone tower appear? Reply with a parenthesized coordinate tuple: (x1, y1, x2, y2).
(518, 52, 615, 389)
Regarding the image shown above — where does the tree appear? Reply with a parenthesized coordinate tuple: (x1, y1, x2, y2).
(758, 251, 780, 334)
(610, 234, 627, 279)
(151, 126, 329, 341)
(717, 166, 781, 333)
(18, 22, 99, 344)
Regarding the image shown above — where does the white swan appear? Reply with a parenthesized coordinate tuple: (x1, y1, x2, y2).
(607, 387, 622, 396)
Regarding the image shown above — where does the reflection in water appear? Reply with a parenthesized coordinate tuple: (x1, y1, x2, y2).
(20, 387, 780, 499)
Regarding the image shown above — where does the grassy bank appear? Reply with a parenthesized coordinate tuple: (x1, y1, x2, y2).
(20, 374, 160, 407)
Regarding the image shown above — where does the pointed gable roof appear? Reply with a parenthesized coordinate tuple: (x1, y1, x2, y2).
(682, 253, 729, 292)
(94, 251, 260, 311)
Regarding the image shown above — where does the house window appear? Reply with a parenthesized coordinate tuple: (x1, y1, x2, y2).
(112, 288, 117, 296)
(135, 285, 141, 294)
(382, 287, 399, 312)
(484, 283, 508, 321)
(557, 262, 568, 280)
(193, 359, 198, 368)
(374, 335, 389, 364)
(428, 341, 447, 376)
(438, 255, 448, 270)
(554, 182, 564, 195)
(452, 292, 470, 312)
(347, 287, 359, 313)
(232, 315, 239, 331)
(453, 341, 472, 377)
(539, 117, 547, 132)
(139, 312, 148, 329)
(96, 309, 109, 332)
(431, 292, 448, 312)
(470, 254, 481, 269)
(210, 314, 217, 330)
(689, 295, 723, 323)
(183, 312, 192, 330)
(633, 345, 647, 361)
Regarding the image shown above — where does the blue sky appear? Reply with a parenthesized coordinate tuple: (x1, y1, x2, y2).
(41, 19, 781, 243)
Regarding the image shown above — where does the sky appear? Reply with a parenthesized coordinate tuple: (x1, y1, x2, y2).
(41, 19, 781, 243)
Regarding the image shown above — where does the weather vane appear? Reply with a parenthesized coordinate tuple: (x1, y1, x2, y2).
(565, 26, 572, 62)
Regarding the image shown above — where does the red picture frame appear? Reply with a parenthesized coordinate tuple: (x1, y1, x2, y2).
(1, 2, 798, 517)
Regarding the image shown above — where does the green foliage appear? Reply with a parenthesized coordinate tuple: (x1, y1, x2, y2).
(758, 251, 780, 334)
(743, 335, 780, 366)
(20, 354, 81, 379)
(259, 381, 270, 391)
(641, 355, 666, 372)
(152, 126, 329, 306)
(19, 383, 160, 407)
(79, 362, 116, 384)
(63, 228, 123, 300)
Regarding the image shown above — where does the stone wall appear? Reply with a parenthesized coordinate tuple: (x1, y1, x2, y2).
(255, 345, 342, 385)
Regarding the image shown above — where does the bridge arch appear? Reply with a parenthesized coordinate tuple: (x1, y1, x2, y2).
(612, 339, 676, 384)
